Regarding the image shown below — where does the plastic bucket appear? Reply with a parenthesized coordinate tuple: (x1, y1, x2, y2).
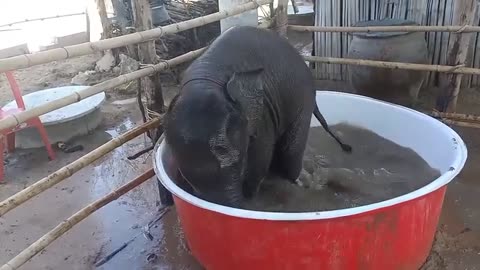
(153, 91, 468, 270)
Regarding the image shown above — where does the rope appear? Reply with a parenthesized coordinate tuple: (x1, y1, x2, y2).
(455, 24, 469, 33)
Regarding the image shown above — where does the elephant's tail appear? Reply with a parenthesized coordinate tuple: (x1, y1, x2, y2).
(313, 105, 353, 153)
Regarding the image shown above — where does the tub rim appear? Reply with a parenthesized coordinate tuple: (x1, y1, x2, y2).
(153, 91, 468, 221)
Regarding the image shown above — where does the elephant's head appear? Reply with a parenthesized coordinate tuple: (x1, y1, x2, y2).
(164, 68, 264, 207)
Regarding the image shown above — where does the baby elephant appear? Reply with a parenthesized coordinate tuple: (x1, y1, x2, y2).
(164, 26, 351, 207)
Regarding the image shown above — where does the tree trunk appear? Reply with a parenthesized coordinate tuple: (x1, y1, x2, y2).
(96, 0, 112, 39)
(436, 0, 477, 113)
(131, 0, 165, 141)
(274, 0, 289, 37)
(131, 0, 170, 205)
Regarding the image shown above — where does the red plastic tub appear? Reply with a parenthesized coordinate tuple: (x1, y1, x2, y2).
(153, 91, 468, 270)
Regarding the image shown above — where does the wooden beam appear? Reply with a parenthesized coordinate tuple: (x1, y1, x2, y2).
(436, 0, 478, 112)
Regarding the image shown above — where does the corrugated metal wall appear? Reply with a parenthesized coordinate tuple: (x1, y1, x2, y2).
(313, 0, 480, 87)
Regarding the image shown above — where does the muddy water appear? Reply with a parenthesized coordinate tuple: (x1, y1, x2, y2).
(243, 123, 441, 212)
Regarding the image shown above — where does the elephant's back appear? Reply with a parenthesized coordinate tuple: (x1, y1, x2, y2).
(202, 27, 314, 117)
(205, 26, 311, 79)
(184, 26, 315, 133)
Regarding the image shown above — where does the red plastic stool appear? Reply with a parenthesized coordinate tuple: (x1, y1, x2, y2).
(0, 71, 56, 182)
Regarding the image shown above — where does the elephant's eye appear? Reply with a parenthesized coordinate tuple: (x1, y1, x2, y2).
(213, 145, 229, 156)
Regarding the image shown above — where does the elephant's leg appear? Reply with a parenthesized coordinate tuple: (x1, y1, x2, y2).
(408, 77, 424, 109)
(272, 111, 311, 183)
(242, 136, 274, 199)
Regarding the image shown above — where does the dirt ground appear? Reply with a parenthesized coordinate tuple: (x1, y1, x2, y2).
(0, 37, 480, 269)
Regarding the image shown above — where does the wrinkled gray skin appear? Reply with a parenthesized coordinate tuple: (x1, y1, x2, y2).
(164, 26, 351, 207)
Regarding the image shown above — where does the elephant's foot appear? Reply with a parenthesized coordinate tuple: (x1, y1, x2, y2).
(295, 167, 329, 190)
(296, 154, 330, 189)
(243, 177, 266, 199)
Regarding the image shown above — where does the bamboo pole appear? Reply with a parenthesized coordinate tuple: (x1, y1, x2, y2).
(303, 56, 480, 75)
(0, 47, 205, 133)
(288, 25, 480, 33)
(441, 119, 480, 129)
(0, 169, 156, 270)
(0, 118, 160, 217)
(427, 111, 480, 129)
(430, 111, 480, 122)
(0, 0, 270, 73)
(437, 0, 478, 113)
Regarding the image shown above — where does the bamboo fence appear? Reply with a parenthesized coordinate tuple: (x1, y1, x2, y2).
(288, 25, 480, 33)
(0, 169, 156, 270)
(0, 48, 205, 133)
(0, 0, 270, 73)
(309, 0, 480, 88)
(428, 111, 480, 128)
(303, 55, 480, 75)
(431, 111, 480, 122)
(0, 118, 160, 217)
(440, 118, 480, 129)
(2, 50, 480, 134)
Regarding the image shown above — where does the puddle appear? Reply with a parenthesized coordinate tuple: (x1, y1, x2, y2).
(0, 113, 201, 270)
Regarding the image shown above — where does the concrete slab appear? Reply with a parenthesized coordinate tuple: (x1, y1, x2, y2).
(2, 86, 106, 148)
(2, 86, 106, 125)
(13, 109, 104, 148)
(0, 43, 29, 59)
(40, 32, 89, 51)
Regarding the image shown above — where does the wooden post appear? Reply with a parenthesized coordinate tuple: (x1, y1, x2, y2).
(96, 0, 112, 39)
(85, 9, 91, 42)
(131, 0, 165, 141)
(436, 0, 478, 112)
(96, 0, 121, 63)
(290, 0, 298, 14)
(274, 0, 289, 37)
(310, 0, 316, 71)
(131, 0, 171, 203)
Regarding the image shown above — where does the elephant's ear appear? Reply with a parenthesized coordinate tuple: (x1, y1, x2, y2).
(226, 68, 264, 136)
(167, 93, 181, 113)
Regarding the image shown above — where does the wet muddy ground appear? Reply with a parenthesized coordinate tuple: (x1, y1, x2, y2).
(0, 100, 202, 270)
(1, 34, 480, 269)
